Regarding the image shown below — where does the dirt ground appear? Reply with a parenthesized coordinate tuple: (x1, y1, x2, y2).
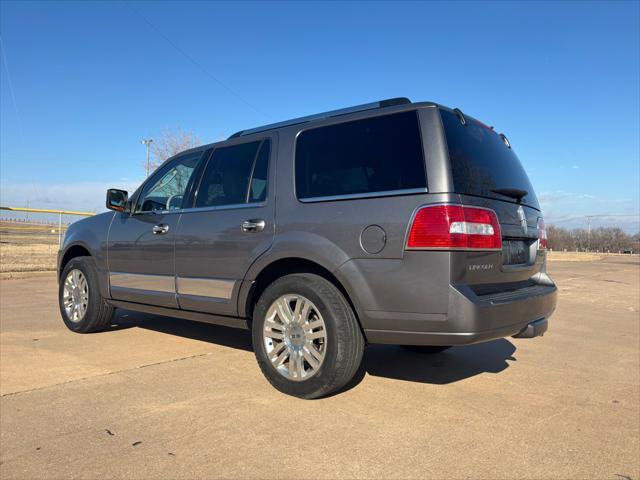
(0, 221, 64, 272)
(0, 256, 638, 479)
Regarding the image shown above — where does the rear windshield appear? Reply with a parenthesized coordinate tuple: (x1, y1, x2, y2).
(440, 109, 539, 209)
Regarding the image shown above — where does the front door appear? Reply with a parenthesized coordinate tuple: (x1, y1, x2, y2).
(108, 150, 203, 307)
(174, 137, 275, 315)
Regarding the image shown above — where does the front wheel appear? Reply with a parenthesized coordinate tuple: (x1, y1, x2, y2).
(252, 273, 364, 399)
(58, 256, 114, 333)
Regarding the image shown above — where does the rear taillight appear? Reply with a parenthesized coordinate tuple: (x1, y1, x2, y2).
(537, 218, 547, 250)
(407, 204, 502, 250)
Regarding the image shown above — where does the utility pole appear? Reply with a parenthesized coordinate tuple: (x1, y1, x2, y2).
(141, 138, 153, 177)
(586, 215, 593, 251)
(58, 212, 63, 247)
(584, 214, 639, 252)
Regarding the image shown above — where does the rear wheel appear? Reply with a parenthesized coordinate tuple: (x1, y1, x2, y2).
(252, 273, 364, 399)
(58, 256, 114, 333)
(402, 345, 451, 354)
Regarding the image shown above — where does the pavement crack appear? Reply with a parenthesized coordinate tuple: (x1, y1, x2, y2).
(0, 352, 213, 398)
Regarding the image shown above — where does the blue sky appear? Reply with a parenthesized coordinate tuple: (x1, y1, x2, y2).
(1, 1, 639, 231)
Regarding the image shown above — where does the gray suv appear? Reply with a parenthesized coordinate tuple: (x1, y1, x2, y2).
(57, 98, 557, 398)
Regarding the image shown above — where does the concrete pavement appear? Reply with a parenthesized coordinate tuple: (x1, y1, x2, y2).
(1, 257, 638, 479)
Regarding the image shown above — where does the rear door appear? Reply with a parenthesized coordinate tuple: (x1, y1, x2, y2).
(174, 136, 275, 315)
(439, 108, 544, 286)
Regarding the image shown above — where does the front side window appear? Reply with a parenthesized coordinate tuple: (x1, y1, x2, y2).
(135, 152, 202, 213)
(295, 111, 426, 200)
(195, 139, 270, 208)
(248, 140, 270, 202)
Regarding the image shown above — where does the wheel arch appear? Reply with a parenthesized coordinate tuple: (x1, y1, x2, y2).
(240, 257, 367, 340)
(59, 243, 92, 279)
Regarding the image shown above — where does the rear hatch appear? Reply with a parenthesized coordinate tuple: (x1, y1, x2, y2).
(439, 107, 545, 291)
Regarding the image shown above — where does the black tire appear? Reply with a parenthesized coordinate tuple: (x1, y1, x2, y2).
(402, 345, 451, 354)
(252, 273, 364, 399)
(58, 256, 114, 333)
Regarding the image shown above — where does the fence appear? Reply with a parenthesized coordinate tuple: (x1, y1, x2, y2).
(0, 207, 95, 273)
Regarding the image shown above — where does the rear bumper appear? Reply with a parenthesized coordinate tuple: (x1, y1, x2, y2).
(364, 278, 557, 346)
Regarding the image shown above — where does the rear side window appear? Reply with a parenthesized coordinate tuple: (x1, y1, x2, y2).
(295, 111, 426, 200)
(196, 141, 261, 207)
(441, 109, 539, 209)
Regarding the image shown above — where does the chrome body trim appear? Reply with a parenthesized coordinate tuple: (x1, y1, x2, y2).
(110, 273, 236, 300)
(129, 201, 267, 216)
(517, 205, 528, 234)
(131, 209, 182, 216)
(298, 188, 428, 204)
(176, 276, 235, 300)
(181, 202, 266, 214)
(110, 272, 175, 293)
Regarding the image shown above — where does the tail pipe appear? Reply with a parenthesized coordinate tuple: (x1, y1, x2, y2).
(512, 318, 548, 339)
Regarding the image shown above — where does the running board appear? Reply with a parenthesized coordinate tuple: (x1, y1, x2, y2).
(108, 300, 249, 330)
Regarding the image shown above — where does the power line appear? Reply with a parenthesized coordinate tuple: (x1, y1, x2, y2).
(546, 214, 640, 246)
(547, 214, 640, 223)
(0, 35, 41, 205)
(584, 214, 640, 246)
(124, 2, 271, 120)
(0, 36, 19, 133)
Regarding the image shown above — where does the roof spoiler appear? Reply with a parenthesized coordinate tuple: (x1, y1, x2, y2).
(228, 97, 411, 139)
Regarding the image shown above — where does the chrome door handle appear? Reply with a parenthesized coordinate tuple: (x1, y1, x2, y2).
(152, 224, 170, 235)
(242, 219, 265, 233)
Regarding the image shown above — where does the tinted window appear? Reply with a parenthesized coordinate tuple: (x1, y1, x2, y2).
(196, 141, 260, 207)
(441, 109, 539, 209)
(249, 140, 270, 202)
(135, 152, 201, 213)
(295, 111, 426, 199)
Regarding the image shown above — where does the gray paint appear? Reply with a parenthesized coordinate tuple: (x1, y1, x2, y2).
(58, 100, 556, 346)
(59, 211, 114, 299)
(173, 132, 277, 315)
(107, 211, 180, 308)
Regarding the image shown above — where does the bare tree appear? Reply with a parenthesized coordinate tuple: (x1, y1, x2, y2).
(149, 126, 201, 171)
(547, 224, 636, 252)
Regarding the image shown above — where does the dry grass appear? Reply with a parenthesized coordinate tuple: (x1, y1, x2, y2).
(0, 221, 64, 272)
(0, 243, 58, 272)
(547, 251, 604, 262)
(547, 251, 639, 261)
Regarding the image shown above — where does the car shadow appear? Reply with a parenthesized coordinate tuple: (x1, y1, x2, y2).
(363, 339, 516, 385)
(109, 310, 516, 388)
(110, 309, 253, 352)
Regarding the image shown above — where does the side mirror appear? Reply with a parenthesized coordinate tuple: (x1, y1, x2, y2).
(106, 189, 128, 212)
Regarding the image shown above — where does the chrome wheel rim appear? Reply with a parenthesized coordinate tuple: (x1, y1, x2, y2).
(62, 269, 89, 323)
(263, 294, 327, 382)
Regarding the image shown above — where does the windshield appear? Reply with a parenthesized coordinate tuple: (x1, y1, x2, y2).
(440, 108, 539, 209)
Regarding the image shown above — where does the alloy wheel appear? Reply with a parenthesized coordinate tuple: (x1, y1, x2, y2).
(263, 294, 327, 381)
(62, 269, 89, 322)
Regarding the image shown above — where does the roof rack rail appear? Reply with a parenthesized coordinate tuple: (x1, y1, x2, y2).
(228, 97, 411, 139)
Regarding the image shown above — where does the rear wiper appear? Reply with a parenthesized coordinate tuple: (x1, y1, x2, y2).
(491, 188, 528, 201)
